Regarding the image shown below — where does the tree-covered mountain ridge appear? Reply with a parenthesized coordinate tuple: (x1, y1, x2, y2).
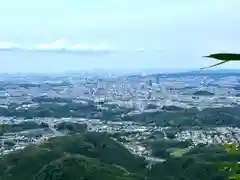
(0, 132, 147, 180)
(0, 132, 233, 180)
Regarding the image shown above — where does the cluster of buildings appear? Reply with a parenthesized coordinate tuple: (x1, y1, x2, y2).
(1, 117, 240, 157)
(1, 73, 240, 159)
(0, 73, 240, 111)
(175, 127, 240, 145)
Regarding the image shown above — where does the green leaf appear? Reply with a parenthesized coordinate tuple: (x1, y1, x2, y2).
(204, 53, 240, 61)
(229, 174, 240, 180)
(201, 53, 240, 70)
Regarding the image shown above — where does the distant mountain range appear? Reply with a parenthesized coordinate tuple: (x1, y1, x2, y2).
(120, 69, 240, 80)
(133, 69, 240, 78)
(0, 69, 239, 78)
(162, 69, 240, 77)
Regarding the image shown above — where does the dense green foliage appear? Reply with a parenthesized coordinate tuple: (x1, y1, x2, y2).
(148, 157, 228, 180)
(32, 96, 73, 103)
(0, 121, 46, 135)
(1, 100, 240, 127)
(34, 155, 144, 180)
(144, 139, 192, 158)
(184, 144, 240, 163)
(122, 106, 240, 127)
(0, 133, 147, 180)
(55, 122, 87, 134)
(1, 132, 238, 180)
(0, 102, 100, 119)
(161, 105, 184, 111)
(193, 90, 214, 96)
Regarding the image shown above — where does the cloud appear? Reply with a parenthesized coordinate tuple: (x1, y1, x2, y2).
(0, 39, 120, 55)
(135, 48, 145, 52)
(36, 39, 66, 50)
(0, 41, 20, 51)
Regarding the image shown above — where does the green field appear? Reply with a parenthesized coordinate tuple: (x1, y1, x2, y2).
(168, 148, 190, 157)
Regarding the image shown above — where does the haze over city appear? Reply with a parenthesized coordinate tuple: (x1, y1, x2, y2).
(0, 0, 240, 72)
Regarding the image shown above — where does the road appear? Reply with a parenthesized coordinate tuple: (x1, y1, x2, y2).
(48, 124, 65, 137)
(144, 156, 165, 163)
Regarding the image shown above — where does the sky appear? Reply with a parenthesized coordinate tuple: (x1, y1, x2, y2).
(0, 0, 240, 73)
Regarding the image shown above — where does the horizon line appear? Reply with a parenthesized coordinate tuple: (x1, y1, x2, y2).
(0, 68, 239, 75)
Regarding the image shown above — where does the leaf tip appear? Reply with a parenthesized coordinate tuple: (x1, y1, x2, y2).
(203, 55, 210, 58)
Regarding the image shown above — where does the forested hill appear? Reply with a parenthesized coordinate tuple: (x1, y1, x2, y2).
(0, 132, 233, 180)
(0, 133, 146, 180)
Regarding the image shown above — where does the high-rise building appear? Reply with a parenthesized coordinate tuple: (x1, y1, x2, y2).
(147, 90, 152, 99)
(156, 76, 160, 84)
(148, 79, 153, 86)
(97, 79, 104, 89)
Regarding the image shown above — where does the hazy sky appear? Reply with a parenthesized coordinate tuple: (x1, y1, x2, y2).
(0, 0, 240, 72)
